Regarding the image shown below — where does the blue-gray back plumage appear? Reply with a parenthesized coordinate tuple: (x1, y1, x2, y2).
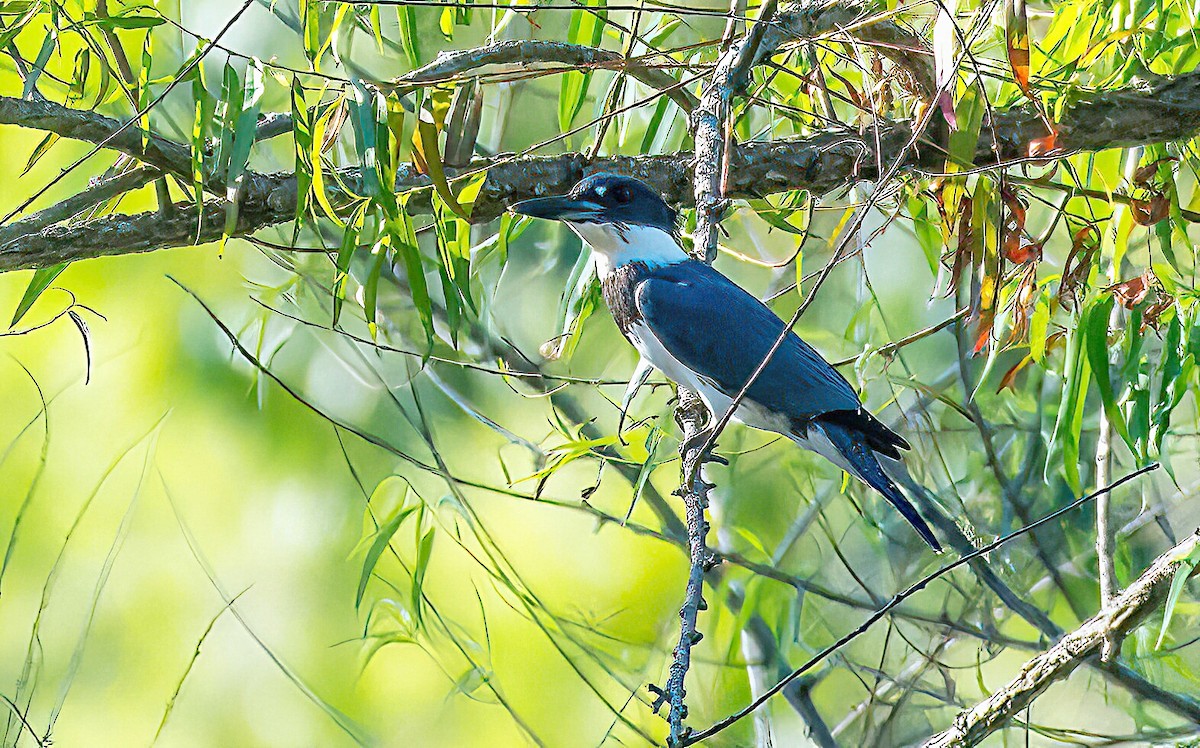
(634, 260, 861, 423)
(630, 259, 940, 550)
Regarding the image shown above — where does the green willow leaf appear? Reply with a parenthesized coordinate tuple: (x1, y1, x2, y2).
(1049, 306, 1091, 493)
(363, 238, 390, 339)
(290, 78, 315, 226)
(301, 0, 321, 66)
(392, 201, 433, 350)
(10, 263, 67, 328)
(213, 61, 242, 188)
(1084, 295, 1135, 454)
(222, 59, 264, 247)
(411, 525, 434, 628)
(547, 247, 600, 361)
(356, 504, 417, 610)
(398, 6, 421, 69)
(21, 132, 58, 177)
(559, 0, 605, 132)
(333, 202, 368, 326)
(66, 47, 89, 105)
(138, 26, 152, 151)
(413, 106, 469, 219)
(190, 63, 214, 241)
(1152, 311, 1190, 459)
(22, 30, 54, 100)
(1156, 546, 1200, 649)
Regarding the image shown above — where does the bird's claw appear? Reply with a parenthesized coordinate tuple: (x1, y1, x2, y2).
(680, 427, 719, 463)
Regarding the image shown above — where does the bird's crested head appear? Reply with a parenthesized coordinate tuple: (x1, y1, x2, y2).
(509, 173, 684, 271)
(510, 173, 677, 232)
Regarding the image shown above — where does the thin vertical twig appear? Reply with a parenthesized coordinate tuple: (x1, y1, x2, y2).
(691, 0, 779, 262)
(1096, 148, 1139, 659)
(651, 390, 717, 747)
(1095, 394, 1117, 657)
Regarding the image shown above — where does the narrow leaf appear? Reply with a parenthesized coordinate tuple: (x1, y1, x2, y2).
(356, 506, 416, 609)
(413, 106, 469, 219)
(1084, 296, 1134, 453)
(398, 7, 421, 68)
(67, 310, 91, 385)
(1156, 551, 1200, 649)
(10, 263, 67, 328)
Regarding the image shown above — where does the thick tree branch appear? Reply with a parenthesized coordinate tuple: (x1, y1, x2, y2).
(1, 72, 1199, 271)
(0, 174, 293, 270)
(757, 0, 935, 97)
(0, 96, 192, 181)
(0, 166, 158, 246)
(923, 530, 1200, 748)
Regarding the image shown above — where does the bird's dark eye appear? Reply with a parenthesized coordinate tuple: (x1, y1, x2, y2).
(611, 184, 632, 204)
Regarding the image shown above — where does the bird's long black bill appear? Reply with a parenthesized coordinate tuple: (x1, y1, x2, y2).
(509, 195, 603, 222)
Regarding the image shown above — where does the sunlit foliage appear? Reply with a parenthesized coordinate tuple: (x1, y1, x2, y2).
(0, 0, 1199, 746)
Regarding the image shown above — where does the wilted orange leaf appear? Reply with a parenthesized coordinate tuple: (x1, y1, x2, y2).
(1131, 194, 1169, 226)
(1059, 225, 1099, 310)
(412, 106, 470, 219)
(1028, 127, 1059, 157)
(1005, 237, 1040, 263)
(997, 354, 1033, 393)
(321, 99, 349, 154)
(1132, 157, 1176, 186)
(972, 306, 995, 355)
(1005, 264, 1038, 345)
(933, 4, 957, 128)
(1141, 294, 1175, 330)
(1005, 0, 1031, 95)
(1000, 187, 1038, 262)
(1110, 271, 1151, 309)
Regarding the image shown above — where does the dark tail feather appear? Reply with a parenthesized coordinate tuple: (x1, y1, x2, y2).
(819, 422, 942, 552)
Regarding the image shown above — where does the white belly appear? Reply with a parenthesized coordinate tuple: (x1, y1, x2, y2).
(626, 322, 791, 434)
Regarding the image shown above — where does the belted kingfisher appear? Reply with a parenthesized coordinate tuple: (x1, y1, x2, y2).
(511, 173, 940, 551)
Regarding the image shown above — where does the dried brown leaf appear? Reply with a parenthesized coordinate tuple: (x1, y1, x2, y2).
(1005, 0, 1031, 95)
(1132, 157, 1177, 187)
(1131, 194, 1169, 226)
(1028, 126, 1060, 158)
(1110, 271, 1151, 309)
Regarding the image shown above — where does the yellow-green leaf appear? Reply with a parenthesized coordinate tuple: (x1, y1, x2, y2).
(413, 106, 468, 219)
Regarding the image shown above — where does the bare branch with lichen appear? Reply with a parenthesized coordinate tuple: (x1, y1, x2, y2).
(923, 530, 1200, 748)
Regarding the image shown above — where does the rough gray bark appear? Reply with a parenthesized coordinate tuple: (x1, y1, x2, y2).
(690, 0, 779, 262)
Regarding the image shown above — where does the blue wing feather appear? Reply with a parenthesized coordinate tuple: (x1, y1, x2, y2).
(635, 261, 861, 423)
(634, 260, 936, 550)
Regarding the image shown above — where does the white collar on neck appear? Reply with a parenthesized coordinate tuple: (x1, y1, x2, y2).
(567, 222, 688, 277)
